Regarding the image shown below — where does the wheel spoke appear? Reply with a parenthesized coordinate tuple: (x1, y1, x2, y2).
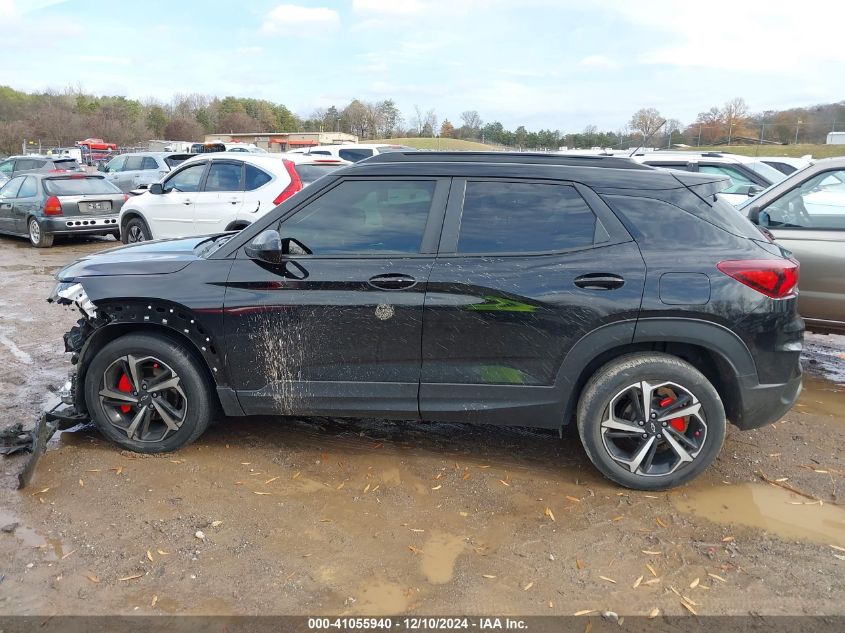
(148, 375, 180, 393)
(657, 402, 701, 422)
(602, 417, 642, 433)
(640, 440, 658, 473)
(628, 436, 656, 474)
(99, 388, 138, 404)
(152, 398, 181, 432)
(628, 385, 645, 420)
(123, 355, 143, 391)
(639, 380, 655, 421)
(125, 407, 150, 440)
(666, 426, 700, 450)
(663, 429, 694, 463)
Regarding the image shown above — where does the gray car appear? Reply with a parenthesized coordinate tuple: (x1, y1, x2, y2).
(0, 155, 84, 180)
(741, 157, 845, 334)
(100, 152, 192, 193)
(0, 173, 125, 247)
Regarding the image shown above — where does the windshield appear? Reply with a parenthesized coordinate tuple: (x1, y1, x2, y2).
(747, 161, 788, 184)
(44, 176, 121, 195)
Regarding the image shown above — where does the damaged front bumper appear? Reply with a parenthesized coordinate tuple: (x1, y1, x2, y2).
(13, 281, 103, 488)
(16, 404, 89, 489)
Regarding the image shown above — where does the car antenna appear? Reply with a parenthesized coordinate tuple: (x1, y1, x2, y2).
(628, 119, 667, 158)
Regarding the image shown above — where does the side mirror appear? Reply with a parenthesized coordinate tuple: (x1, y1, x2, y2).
(747, 206, 761, 225)
(149, 183, 163, 195)
(747, 185, 762, 197)
(245, 230, 285, 264)
(98, 164, 107, 172)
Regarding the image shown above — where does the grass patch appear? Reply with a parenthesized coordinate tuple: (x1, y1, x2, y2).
(694, 144, 845, 159)
(373, 137, 500, 151)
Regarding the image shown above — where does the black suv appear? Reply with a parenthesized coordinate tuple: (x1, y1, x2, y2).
(49, 152, 803, 490)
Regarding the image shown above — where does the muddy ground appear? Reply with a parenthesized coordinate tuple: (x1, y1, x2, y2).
(0, 234, 843, 618)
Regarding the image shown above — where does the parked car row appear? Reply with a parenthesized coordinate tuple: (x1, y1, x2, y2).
(1, 147, 841, 336)
(286, 142, 417, 162)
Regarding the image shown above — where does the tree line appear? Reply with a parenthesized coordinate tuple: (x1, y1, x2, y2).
(0, 84, 842, 155)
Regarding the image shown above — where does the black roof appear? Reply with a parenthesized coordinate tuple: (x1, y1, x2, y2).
(363, 151, 651, 170)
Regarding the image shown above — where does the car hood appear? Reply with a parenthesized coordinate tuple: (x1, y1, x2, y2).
(57, 236, 210, 280)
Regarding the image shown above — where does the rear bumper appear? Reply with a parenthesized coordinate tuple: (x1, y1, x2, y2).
(731, 369, 802, 430)
(41, 215, 119, 234)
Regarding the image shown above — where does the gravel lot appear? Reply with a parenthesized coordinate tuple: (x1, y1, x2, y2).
(0, 234, 843, 617)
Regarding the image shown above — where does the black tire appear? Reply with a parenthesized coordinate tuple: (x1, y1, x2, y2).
(28, 217, 54, 248)
(122, 217, 150, 244)
(84, 333, 214, 453)
(576, 352, 726, 490)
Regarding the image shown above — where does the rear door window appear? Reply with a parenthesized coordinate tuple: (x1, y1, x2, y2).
(457, 181, 596, 254)
(204, 162, 244, 192)
(16, 158, 44, 171)
(142, 157, 160, 170)
(123, 156, 145, 171)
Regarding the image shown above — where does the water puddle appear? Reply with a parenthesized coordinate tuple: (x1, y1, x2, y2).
(672, 483, 845, 545)
(796, 377, 845, 420)
(419, 531, 467, 584)
(352, 579, 410, 614)
(0, 508, 65, 560)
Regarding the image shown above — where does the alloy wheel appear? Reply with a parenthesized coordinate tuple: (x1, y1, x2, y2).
(98, 354, 187, 443)
(29, 219, 40, 244)
(600, 380, 707, 477)
(126, 225, 145, 243)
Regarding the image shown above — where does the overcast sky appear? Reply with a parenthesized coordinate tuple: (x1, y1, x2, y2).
(2, 0, 844, 131)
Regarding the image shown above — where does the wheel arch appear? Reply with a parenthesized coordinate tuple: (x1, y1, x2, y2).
(72, 301, 237, 416)
(557, 319, 755, 429)
(120, 210, 151, 234)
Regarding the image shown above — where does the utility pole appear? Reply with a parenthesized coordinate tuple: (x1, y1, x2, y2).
(794, 119, 802, 144)
(727, 120, 734, 146)
(697, 125, 702, 147)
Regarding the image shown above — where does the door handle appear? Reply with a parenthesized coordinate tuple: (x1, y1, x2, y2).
(182, 200, 192, 205)
(574, 273, 625, 290)
(367, 273, 417, 290)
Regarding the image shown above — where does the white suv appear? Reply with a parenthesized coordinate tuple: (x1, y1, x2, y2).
(631, 151, 787, 205)
(119, 153, 348, 243)
(287, 143, 416, 162)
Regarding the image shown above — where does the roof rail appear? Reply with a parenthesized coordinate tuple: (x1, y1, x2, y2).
(362, 151, 651, 170)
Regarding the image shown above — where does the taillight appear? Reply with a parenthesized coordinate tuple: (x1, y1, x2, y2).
(272, 159, 303, 205)
(123, 194, 129, 202)
(717, 259, 799, 299)
(44, 196, 63, 216)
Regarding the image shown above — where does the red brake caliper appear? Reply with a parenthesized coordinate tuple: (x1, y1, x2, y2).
(659, 396, 687, 432)
(117, 373, 132, 414)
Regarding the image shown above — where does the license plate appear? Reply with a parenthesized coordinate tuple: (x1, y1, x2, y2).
(81, 200, 112, 213)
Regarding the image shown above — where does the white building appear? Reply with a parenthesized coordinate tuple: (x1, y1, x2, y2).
(826, 132, 845, 144)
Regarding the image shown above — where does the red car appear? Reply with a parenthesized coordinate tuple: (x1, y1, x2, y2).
(76, 138, 117, 151)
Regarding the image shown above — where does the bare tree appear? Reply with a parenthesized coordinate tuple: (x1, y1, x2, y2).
(629, 107, 664, 139)
(460, 110, 483, 136)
